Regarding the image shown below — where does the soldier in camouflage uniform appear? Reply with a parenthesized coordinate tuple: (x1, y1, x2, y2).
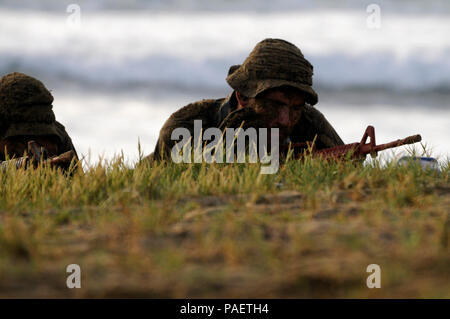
(147, 38, 344, 162)
(0, 72, 78, 168)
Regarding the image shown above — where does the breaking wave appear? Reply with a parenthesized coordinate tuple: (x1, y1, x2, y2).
(1, 8, 449, 92)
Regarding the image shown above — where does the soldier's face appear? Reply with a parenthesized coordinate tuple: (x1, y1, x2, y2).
(250, 87, 305, 141)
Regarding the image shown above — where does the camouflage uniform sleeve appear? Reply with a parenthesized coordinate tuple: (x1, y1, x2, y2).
(54, 121, 79, 158)
(291, 105, 344, 149)
(148, 99, 222, 161)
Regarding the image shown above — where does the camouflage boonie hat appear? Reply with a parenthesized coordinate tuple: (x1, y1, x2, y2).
(226, 38, 318, 105)
(0, 72, 54, 120)
(0, 72, 59, 138)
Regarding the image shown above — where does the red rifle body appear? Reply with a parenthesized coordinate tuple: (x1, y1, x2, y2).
(286, 126, 422, 161)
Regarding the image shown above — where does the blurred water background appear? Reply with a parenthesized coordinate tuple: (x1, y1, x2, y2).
(0, 0, 449, 164)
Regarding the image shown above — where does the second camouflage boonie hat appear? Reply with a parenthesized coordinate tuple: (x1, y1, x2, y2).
(0, 72, 54, 114)
(226, 38, 318, 105)
(0, 72, 59, 138)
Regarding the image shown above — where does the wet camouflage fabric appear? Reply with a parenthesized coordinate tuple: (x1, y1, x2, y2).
(0, 72, 78, 161)
(146, 92, 344, 162)
(226, 38, 318, 106)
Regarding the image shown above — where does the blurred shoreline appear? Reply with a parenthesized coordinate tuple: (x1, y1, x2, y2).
(0, 3, 449, 162)
(2, 0, 450, 14)
(2, 9, 450, 92)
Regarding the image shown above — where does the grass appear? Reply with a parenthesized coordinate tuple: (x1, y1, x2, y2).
(0, 151, 448, 298)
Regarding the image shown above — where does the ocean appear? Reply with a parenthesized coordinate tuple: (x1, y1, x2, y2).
(1, 0, 449, 164)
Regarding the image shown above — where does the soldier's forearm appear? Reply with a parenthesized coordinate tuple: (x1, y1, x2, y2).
(0, 157, 29, 170)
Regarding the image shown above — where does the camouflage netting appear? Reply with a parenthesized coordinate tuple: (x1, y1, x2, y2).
(0, 72, 55, 122)
(226, 38, 318, 105)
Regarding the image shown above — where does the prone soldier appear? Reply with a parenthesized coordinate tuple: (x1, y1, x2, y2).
(146, 38, 344, 162)
(0, 72, 78, 171)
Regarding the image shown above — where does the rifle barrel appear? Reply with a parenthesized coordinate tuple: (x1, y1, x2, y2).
(373, 134, 422, 152)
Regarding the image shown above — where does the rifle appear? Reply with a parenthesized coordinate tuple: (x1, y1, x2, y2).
(284, 126, 422, 161)
(1, 141, 78, 171)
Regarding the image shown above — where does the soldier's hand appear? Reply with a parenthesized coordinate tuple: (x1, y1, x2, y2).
(27, 140, 48, 168)
(46, 150, 78, 172)
(218, 107, 267, 131)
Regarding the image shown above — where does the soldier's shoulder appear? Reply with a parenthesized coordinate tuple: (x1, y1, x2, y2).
(164, 97, 225, 128)
(302, 104, 325, 121)
(54, 121, 70, 136)
(54, 121, 66, 130)
(53, 121, 73, 141)
(303, 104, 334, 131)
(172, 98, 224, 118)
(303, 104, 344, 146)
(153, 97, 225, 160)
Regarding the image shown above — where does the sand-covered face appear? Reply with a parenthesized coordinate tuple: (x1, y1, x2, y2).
(239, 86, 305, 142)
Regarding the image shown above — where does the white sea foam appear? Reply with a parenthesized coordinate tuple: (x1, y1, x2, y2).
(1, 6, 448, 162)
(1, 9, 450, 91)
(2, 0, 450, 14)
